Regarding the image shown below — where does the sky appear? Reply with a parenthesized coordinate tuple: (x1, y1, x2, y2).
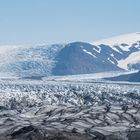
(0, 0, 140, 45)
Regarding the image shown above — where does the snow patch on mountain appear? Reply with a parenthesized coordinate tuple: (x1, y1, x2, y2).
(82, 49, 97, 58)
(92, 46, 101, 53)
(108, 57, 115, 64)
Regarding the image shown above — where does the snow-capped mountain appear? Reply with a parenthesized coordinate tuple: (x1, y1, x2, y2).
(53, 32, 140, 75)
(0, 32, 140, 78)
(92, 32, 140, 70)
(52, 42, 122, 75)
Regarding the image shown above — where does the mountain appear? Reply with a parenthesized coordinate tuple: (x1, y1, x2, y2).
(53, 33, 140, 75)
(0, 32, 140, 78)
(129, 70, 140, 82)
(92, 32, 140, 70)
(52, 42, 121, 75)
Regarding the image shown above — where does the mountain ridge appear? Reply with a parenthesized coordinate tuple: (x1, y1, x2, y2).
(0, 32, 140, 77)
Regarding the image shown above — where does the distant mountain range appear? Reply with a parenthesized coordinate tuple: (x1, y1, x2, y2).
(0, 32, 140, 78)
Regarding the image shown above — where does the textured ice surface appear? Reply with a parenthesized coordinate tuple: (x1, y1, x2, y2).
(0, 79, 140, 139)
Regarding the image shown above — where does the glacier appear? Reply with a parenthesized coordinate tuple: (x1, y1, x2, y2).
(0, 78, 140, 139)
